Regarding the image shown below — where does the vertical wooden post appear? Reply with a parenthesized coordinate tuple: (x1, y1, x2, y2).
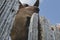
(0, 0, 19, 40)
(28, 13, 38, 40)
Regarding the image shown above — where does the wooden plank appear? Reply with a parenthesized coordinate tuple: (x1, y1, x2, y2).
(0, 0, 5, 9)
(0, 0, 19, 40)
(28, 13, 38, 40)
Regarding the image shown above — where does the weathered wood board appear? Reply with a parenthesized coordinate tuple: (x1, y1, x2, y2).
(0, 0, 19, 40)
(28, 13, 38, 40)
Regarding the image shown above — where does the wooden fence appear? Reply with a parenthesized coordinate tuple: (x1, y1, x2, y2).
(28, 13, 38, 40)
(0, 0, 19, 40)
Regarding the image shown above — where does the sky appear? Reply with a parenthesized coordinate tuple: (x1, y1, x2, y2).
(20, 0, 60, 24)
(20, 0, 36, 6)
(40, 0, 60, 24)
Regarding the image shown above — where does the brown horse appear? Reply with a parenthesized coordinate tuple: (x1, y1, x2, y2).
(10, 0, 39, 40)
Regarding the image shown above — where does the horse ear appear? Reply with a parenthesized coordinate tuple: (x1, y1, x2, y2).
(34, 0, 39, 7)
(18, 0, 24, 8)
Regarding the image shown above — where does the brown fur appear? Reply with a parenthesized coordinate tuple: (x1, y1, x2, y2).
(10, 4, 39, 40)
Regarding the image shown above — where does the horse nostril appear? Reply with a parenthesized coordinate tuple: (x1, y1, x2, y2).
(37, 8, 39, 11)
(35, 8, 39, 13)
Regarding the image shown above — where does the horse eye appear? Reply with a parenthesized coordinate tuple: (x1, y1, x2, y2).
(23, 4, 29, 7)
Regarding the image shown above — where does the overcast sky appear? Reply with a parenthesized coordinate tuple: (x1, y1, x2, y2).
(20, 0, 36, 6)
